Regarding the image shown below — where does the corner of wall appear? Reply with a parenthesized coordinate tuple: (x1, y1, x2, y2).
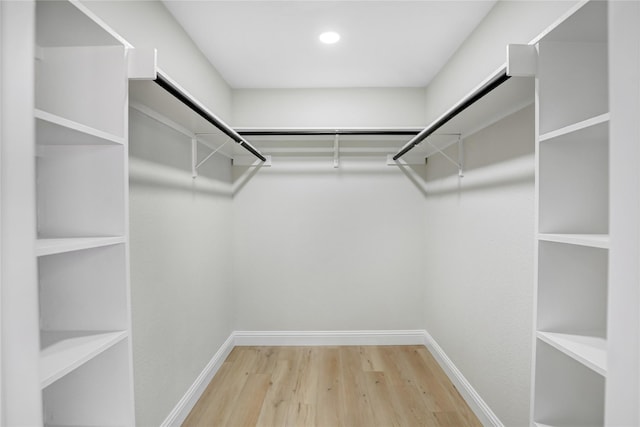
(160, 334, 236, 427)
(424, 0, 580, 125)
(80, 0, 233, 121)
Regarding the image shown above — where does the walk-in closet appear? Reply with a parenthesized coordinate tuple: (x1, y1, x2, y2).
(1, 0, 638, 426)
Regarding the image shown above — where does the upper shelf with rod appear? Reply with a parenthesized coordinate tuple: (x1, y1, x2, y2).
(153, 72, 265, 162)
(392, 63, 534, 167)
(129, 67, 267, 175)
(232, 127, 424, 168)
(232, 54, 534, 166)
(130, 49, 534, 170)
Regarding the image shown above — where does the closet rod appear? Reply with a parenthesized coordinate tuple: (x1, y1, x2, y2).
(393, 70, 511, 161)
(236, 129, 421, 137)
(154, 73, 267, 162)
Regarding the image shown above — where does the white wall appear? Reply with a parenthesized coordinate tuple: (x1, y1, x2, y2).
(129, 109, 235, 426)
(233, 157, 427, 331)
(233, 87, 426, 127)
(81, 1, 232, 121)
(417, 3, 581, 424)
(424, 1, 579, 125)
(423, 105, 535, 426)
(232, 87, 428, 332)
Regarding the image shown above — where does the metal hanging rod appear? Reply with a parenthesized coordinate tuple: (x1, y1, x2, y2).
(154, 72, 267, 162)
(236, 128, 421, 137)
(393, 70, 511, 161)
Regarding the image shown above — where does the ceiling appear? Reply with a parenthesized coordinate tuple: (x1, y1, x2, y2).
(162, 1, 497, 89)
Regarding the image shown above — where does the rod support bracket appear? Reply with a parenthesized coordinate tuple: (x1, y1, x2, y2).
(457, 135, 464, 178)
(333, 133, 340, 168)
(191, 137, 231, 178)
(191, 138, 198, 179)
(423, 133, 463, 176)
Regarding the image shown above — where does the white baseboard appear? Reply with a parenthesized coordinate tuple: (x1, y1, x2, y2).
(233, 329, 428, 346)
(160, 333, 235, 427)
(423, 330, 504, 427)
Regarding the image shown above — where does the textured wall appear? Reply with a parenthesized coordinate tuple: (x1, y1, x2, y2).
(231, 85, 428, 333)
(128, 109, 235, 426)
(232, 157, 427, 331)
(423, 106, 535, 426)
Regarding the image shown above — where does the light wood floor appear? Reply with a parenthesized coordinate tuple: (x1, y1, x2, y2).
(183, 345, 482, 427)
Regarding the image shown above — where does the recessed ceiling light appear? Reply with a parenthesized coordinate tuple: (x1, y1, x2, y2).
(319, 31, 340, 44)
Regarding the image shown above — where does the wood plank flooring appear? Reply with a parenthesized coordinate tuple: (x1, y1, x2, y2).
(183, 345, 482, 427)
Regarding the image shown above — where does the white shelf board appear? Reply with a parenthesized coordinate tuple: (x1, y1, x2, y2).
(539, 113, 609, 142)
(40, 330, 127, 388)
(35, 109, 124, 146)
(537, 331, 606, 376)
(36, 0, 130, 48)
(36, 236, 125, 257)
(537, 233, 609, 249)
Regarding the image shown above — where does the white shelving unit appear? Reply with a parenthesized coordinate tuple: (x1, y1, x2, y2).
(34, 1, 134, 425)
(532, 1, 609, 425)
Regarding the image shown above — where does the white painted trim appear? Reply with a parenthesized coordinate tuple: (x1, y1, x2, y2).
(160, 334, 235, 427)
(233, 330, 429, 347)
(423, 330, 504, 427)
